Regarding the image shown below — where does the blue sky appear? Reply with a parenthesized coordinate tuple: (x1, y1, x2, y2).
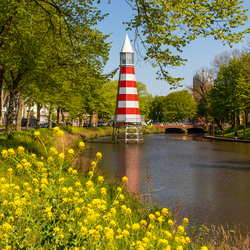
(96, 1, 250, 97)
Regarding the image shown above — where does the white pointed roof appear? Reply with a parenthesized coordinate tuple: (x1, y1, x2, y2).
(121, 34, 134, 53)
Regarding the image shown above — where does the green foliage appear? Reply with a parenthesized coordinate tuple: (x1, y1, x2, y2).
(125, 0, 250, 87)
(210, 55, 250, 126)
(150, 91, 197, 122)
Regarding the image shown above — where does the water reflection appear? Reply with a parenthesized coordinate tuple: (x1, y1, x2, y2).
(118, 145, 143, 194)
(84, 134, 250, 229)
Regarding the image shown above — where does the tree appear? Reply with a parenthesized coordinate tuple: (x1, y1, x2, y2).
(0, 0, 110, 135)
(126, 0, 249, 87)
(149, 95, 166, 122)
(210, 56, 250, 128)
(161, 90, 197, 123)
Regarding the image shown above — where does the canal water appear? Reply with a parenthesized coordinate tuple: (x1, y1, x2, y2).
(83, 133, 250, 229)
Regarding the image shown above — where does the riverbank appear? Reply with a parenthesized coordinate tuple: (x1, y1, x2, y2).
(212, 124, 250, 140)
(2, 128, 250, 248)
(62, 125, 164, 141)
(0, 128, 203, 249)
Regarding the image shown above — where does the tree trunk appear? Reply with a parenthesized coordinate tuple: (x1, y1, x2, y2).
(16, 94, 24, 131)
(89, 113, 93, 127)
(61, 108, 65, 125)
(36, 103, 42, 129)
(0, 64, 5, 119)
(26, 105, 31, 130)
(6, 91, 15, 135)
(23, 103, 27, 118)
(57, 107, 60, 124)
(48, 110, 52, 129)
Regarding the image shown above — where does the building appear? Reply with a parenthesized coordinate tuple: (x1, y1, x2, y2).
(192, 68, 214, 103)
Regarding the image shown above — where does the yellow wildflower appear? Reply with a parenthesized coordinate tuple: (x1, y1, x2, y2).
(53, 126, 60, 132)
(118, 194, 124, 201)
(25, 228, 30, 233)
(201, 247, 208, 250)
(2, 222, 12, 231)
(79, 141, 85, 149)
(98, 176, 104, 183)
(59, 153, 65, 159)
(31, 154, 36, 159)
(122, 176, 128, 184)
(149, 213, 155, 220)
(168, 219, 174, 226)
(68, 149, 74, 156)
(96, 152, 102, 159)
(56, 130, 64, 136)
(100, 187, 107, 196)
(8, 168, 13, 175)
(8, 148, 15, 157)
(34, 131, 41, 137)
(183, 218, 189, 224)
(132, 223, 140, 231)
(17, 146, 25, 153)
(1, 150, 8, 158)
(53, 227, 60, 233)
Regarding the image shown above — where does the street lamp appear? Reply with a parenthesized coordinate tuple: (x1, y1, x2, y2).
(156, 112, 160, 124)
(181, 112, 186, 125)
(163, 111, 168, 125)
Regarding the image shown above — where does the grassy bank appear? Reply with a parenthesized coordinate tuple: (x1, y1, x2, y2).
(2, 128, 249, 249)
(62, 125, 164, 140)
(214, 124, 250, 140)
(0, 127, 200, 249)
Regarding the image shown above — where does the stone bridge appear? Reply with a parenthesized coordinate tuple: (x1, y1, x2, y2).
(152, 124, 209, 133)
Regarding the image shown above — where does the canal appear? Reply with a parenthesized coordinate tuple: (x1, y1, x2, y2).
(83, 133, 250, 229)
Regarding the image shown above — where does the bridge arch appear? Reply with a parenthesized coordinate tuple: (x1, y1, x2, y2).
(186, 127, 205, 133)
(165, 128, 186, 133)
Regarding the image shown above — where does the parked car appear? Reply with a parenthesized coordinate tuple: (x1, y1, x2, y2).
(40, 123, 48, 128)
(83, 123, 89, 127)
(98, 121, 107, 127)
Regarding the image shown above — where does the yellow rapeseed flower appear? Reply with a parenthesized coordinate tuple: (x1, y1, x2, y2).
(59, 153, 65, 159)
(8, 168, 13, 175)
(100, 187, 107, 196)
(118, 194, 124, 201)
(53, 227, 60, 233)
(183, 218, 189, 224)
(68, 149, 74, 156)
(8, 148, 15, 157)
(168, 219, 174, 226)
(162, 208, 169, 215)
(96, 152, 102, 159)
(58, 178, 65, 184)
(2, 222, 12, 231)
(122, 176, 128, 184)
(1, 150, 8, 158)
(96, 176, 103, 183)
(34, 131, 41, 137)
(25, 228, 30, 233)
(53, 126, 60, 132)
(149, 213, 155, 221)
(31, 154, 36, 159)
(47, 157, 54, 163)
(177, 246, 183, 250)
(132, 223, 140, 231)
(201, 247, 208, 250)
(79, 141, 85, 149)
(56, 130, 64, 136)
(17, 146, 25, 153)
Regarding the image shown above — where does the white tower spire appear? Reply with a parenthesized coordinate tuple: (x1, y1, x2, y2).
(121, 34, 133, 53)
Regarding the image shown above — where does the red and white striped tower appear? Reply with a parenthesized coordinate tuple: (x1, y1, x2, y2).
(113, 34, 143, 143)
(114, 34, 141, 123)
